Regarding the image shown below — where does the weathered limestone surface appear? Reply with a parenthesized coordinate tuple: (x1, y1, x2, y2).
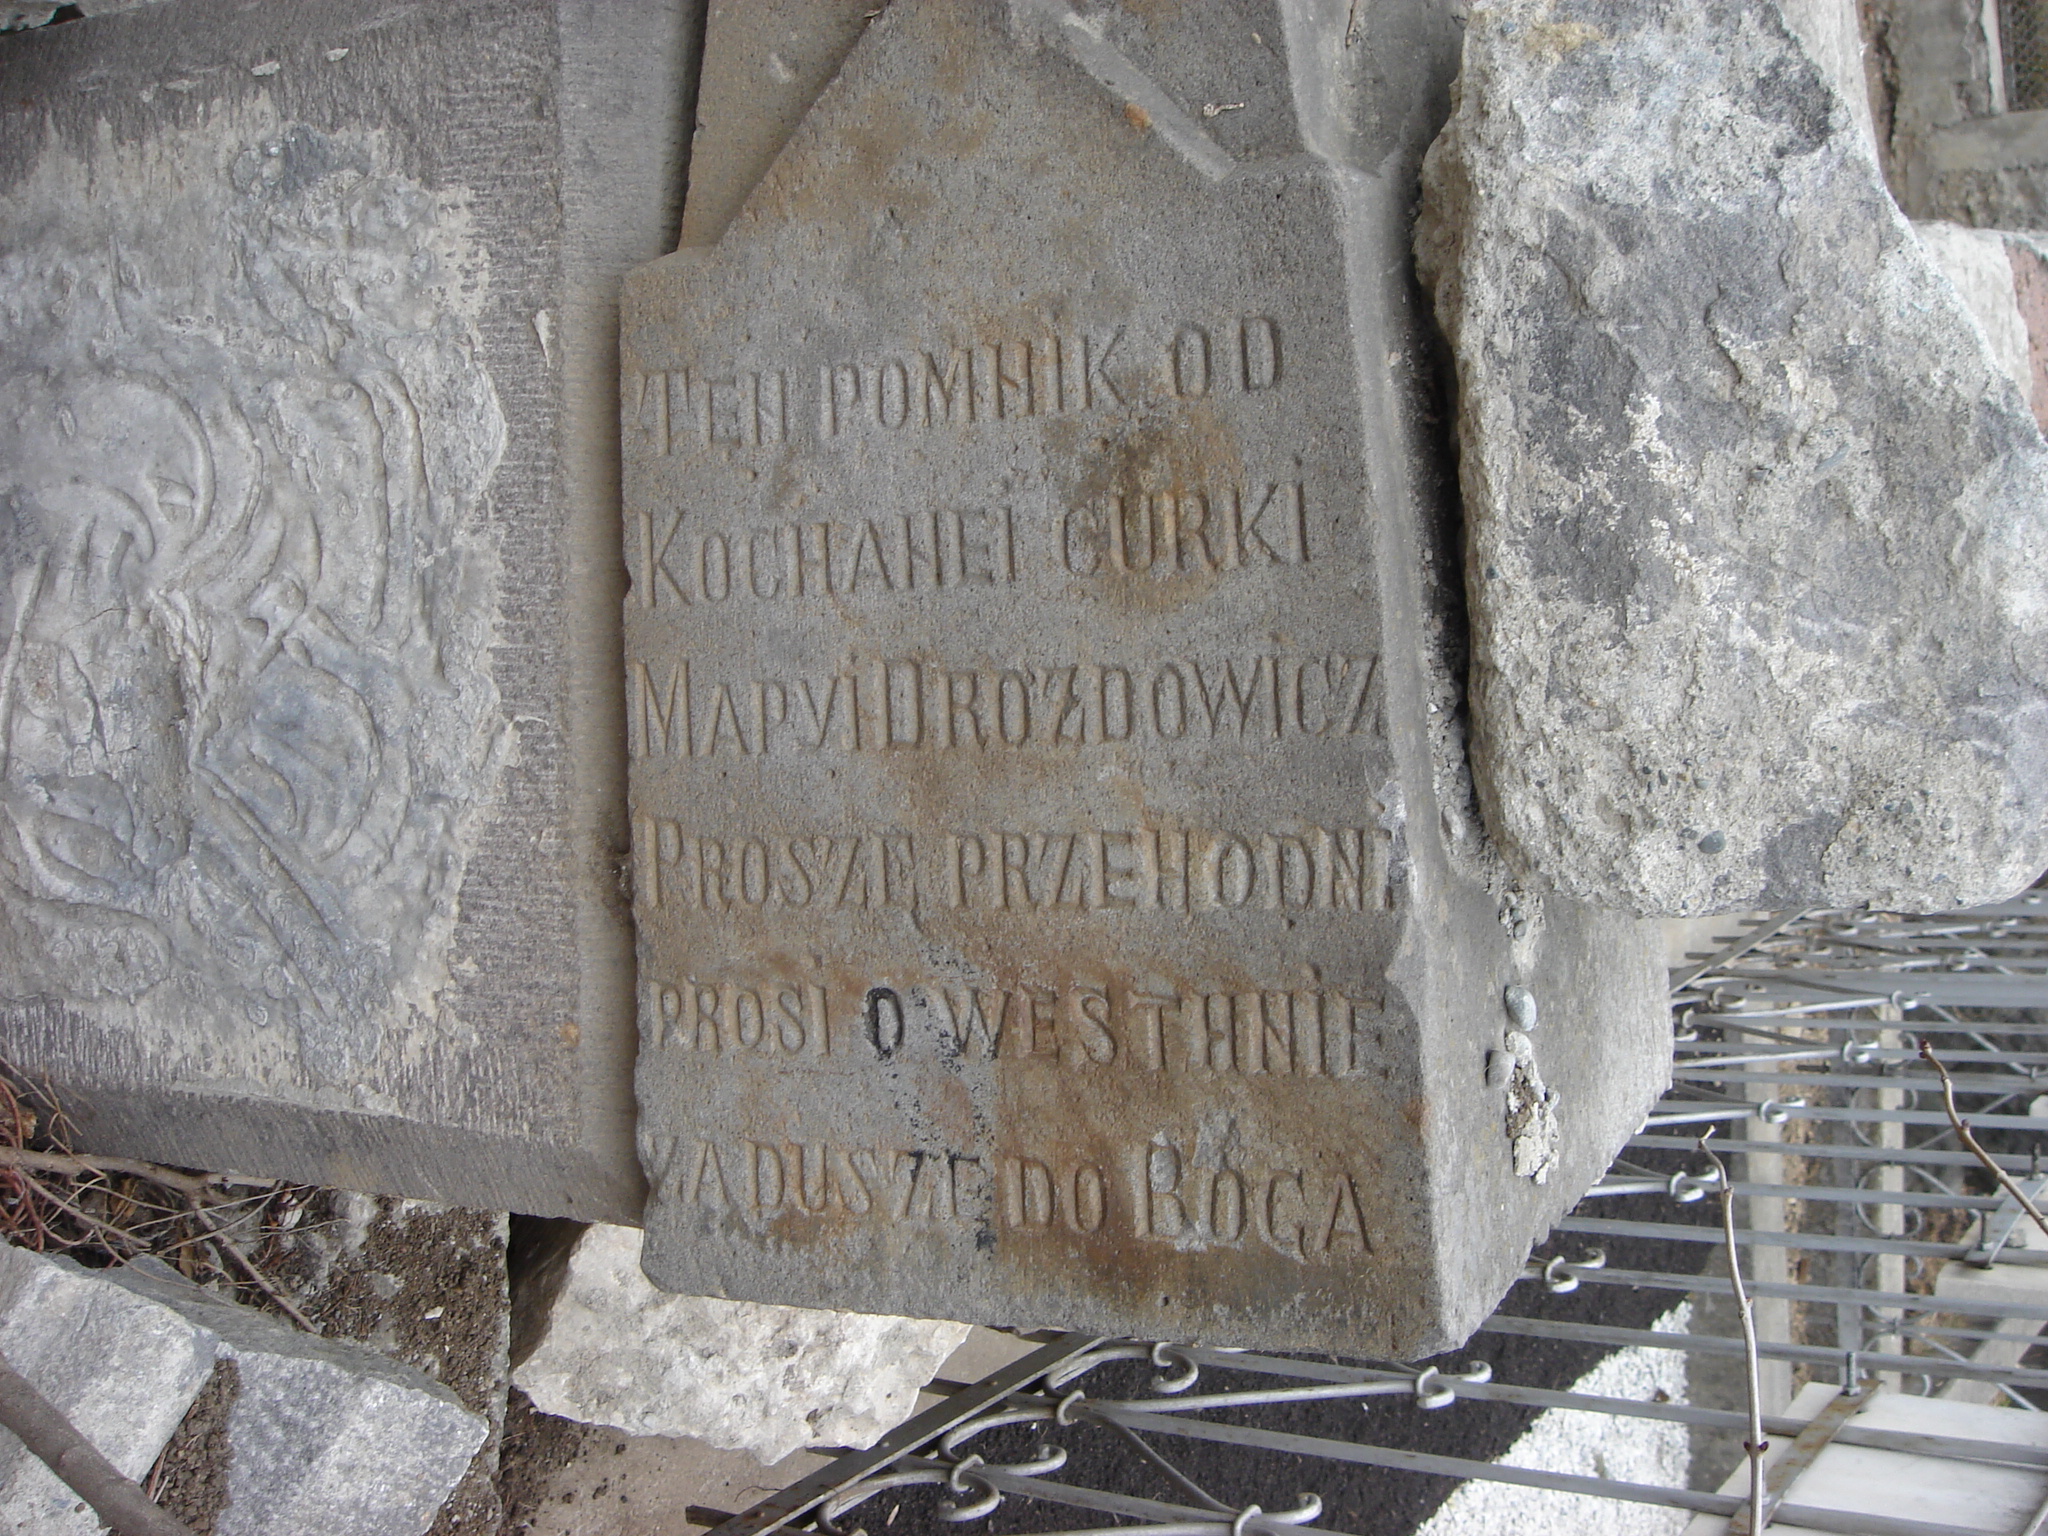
(624, 0, 1667, 1356)
(110, 1257, 488, 1536)
(0, 1242, 214, 1536)
(1420, 0, 2048, 917)
(512, 1224, 968, 1464)
(0, 0, 702, 1219)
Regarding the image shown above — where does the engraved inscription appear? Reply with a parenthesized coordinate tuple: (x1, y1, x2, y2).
(639, 1127, 1374, 1262)
(1060, 482, 1309, 573)
(633, 824, 1393, 913)
(641, 978, 1387, 1076)
(628, 478, 1315, 610)
(628, 653, 1379, 758)
(632, 504, 1017, 608)
(626, 314, 1283, 457)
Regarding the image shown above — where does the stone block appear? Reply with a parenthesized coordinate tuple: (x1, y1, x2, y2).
(511, 1223, 968, 1464)
(0, 1242, 215, 1536)
(623, 0, 1668, 1357)
(0, 0, 704, 1220)
(1419, 0, 2048, 917)
(110, 1257, 488, 1536)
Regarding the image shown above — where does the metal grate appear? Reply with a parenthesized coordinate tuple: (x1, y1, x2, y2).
(704, 904, 2048, 1536)
(2003, 0, 2048, 112)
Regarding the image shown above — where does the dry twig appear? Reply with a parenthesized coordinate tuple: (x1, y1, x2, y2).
(1698, 1129, 1767, 1533)
(1919, 1039, 2048, 1245)
(0, 1347, 194, 1536)
(0, 1146, 213, 1198)
(0, 1056, 316, 1328)
(19, 1173, 147, 1255)
(184, 1199, 318, 1333)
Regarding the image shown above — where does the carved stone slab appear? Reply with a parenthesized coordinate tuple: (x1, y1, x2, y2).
(0, 0, 700, 1219)
(624, 0, 1668, 1355)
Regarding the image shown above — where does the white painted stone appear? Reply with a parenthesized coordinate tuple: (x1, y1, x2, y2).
(1777, 0, 1876, 157)
(1916, 220, 2033, 405)
(0, 1242, 214, 1536)
(1683, 1382, 2048, 1534)
(512, 1224, 970, 1464)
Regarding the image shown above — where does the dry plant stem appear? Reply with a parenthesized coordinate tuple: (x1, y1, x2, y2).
(0, 1348, 195, 1536)
(22, 1173, 143, 1254)
(0, 1146, 212, 1198)
(1699, 1131, 1767, 1533)
(1919, 1040, 2048, 1244)
(184, 1198, 318, 1333)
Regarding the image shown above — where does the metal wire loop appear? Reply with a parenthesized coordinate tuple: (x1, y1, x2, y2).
(1150, 1342, 1202, 1394)
(1409, 1368, 1474, 1417)
(1758, 1096, 1802, 1124)
(939, 1405, 1055, 1458)
(1542, 1246, 1606, 1292)
(938, 1455, 1003, 1524)
(1669, 1167, 1723, 1202)
(818, 1469, 950, 1533)
(1238, 1494, 1323, 1532)
(1044, 1343, 1153, 1393)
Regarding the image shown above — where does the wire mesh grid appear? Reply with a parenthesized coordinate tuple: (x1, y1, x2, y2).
(2004, 0, 2048, 112)
(702, 903, 2048, 1536)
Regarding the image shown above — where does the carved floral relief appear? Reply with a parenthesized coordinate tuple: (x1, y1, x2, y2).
(0, 123, 506, 1084)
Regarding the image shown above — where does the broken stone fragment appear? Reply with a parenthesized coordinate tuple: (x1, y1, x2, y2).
(0, 0, 685, 1224)
(106, 1257, 489, 1536)
(1418, 0, 2048, 917)
(511, 1224, 969, 1465)
(0, 1242, 214, 1536)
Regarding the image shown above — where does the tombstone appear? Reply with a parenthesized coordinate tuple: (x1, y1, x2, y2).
(0, 0, 700, 1220)
(623, 0, 1669, 1357)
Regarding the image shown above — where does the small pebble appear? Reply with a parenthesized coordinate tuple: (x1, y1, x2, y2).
(1484, 1049, 1515, 1089)
(1504, 984, 1538, 1031)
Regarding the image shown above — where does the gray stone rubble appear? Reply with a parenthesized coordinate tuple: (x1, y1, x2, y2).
(1419, 0, 2048, 916)
(0, 1242, 214, 1535)
(0, 1240, 486, 1536)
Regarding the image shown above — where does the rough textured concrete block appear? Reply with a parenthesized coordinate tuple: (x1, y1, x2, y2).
(0, 1242, 215, 1536)
(1419, 0, 2048, 917)
(0, 0, 703, 1220)
(512, 1224, 968, 1464)
(624, 0, 1668, 1357)
(110, 1257, 488, 1536)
